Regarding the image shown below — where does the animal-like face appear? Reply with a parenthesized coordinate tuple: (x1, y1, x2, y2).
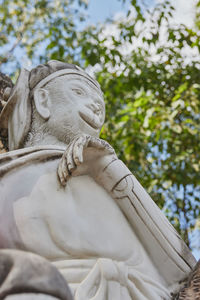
(45, 74, 105, 143)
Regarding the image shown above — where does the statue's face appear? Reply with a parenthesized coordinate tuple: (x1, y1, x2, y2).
(47, 75, 105, 143)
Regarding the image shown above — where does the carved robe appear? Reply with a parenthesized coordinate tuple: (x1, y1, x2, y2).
(0, 146, 196, 300)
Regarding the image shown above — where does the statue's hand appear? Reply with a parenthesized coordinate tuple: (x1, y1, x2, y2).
(57, 134, 116, 186)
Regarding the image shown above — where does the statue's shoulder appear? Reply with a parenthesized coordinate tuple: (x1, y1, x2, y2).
(0, 145, 64, 212)
(0, 145, 65, 175)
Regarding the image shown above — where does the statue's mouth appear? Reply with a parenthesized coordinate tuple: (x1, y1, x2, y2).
(79, 105, 104, 130)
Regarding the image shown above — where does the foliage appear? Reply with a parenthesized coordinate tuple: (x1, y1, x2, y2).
(0, 0, 88, 72)
(0, 0, 199, 250)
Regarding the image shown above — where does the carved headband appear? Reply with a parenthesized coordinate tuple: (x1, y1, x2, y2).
(0, 66, 101, 151)
(31, 68, 101, 92)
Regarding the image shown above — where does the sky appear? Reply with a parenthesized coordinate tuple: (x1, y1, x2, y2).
(86, 0, 196, 27)
(86, 0, 130, 24)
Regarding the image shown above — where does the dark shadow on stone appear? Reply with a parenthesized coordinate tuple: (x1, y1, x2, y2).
(171, 260, 200, 300)
(0, 249, 73, 300)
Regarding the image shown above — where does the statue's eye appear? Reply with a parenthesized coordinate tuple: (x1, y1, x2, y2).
(72, 88, 84, 95)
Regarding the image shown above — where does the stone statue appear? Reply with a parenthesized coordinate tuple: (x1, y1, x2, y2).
(0, 61, 196, 300)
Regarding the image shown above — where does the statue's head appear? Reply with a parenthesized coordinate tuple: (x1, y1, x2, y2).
(0, 60, 105, 150)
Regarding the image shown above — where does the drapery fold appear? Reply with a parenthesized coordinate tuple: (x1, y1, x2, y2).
(53, 258, 170, 300)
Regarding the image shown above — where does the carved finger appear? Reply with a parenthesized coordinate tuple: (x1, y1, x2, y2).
(73, 137, 84, 166)
(66, 142, 76, 173)
(62, 154, 71, 179)
(57, 163, 64, 185)
(73, 135, 89, 165)
(57, 156, 69, 186)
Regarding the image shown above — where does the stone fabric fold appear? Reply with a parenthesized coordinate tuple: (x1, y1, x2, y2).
(52, 258, 170, 300)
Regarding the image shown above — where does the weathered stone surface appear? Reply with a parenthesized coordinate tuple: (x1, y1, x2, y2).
(0, 72, 13, 150)
(172, 260, 200, 300)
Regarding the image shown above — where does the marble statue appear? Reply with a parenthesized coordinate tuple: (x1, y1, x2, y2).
(0, 61, 196, 300)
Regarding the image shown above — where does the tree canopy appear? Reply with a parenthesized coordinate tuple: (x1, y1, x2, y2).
(0, 0, 199, 254)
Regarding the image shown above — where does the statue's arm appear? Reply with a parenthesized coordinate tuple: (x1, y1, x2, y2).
(93, 156, 196, 282)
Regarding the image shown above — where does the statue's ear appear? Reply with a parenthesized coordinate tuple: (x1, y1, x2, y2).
(33, 88, 50, 120)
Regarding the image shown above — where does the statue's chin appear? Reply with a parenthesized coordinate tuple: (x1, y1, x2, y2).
(79, 110, 102, 131)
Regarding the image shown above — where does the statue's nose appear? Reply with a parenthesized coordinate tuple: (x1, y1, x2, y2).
(92, 93, 104, 106)
(87, 103, 102, 114)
